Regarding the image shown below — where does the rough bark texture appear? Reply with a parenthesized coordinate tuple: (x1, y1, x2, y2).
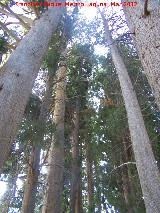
(21, 73, 54, 213)
(123, 0, 160, 109)
(101, 12, 160, 213)
(70, 100, 82, 213)
(0, 6, 63, 170)
(42, 65, 66, 213)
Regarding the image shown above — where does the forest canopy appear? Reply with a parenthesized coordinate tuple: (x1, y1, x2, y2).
(0, 1, 160, 213)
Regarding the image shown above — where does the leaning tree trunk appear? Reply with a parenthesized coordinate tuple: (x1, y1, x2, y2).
(122, 0, 160, 109)
(21, 73, 54, 213)
(0, 5, 63, 170)
(42, 64, 67, 213)
(100, 11, 160, 213)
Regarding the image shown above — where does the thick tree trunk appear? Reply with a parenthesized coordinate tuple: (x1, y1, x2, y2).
(21, 73, 54, 213)
(101, 12, 160, 213)
(123, 0, 160, 109)
(86, 142, 94, 213)
(42, 65, 66, 213)
(0, 6, 63, 170)
(70, 100, 82, 213)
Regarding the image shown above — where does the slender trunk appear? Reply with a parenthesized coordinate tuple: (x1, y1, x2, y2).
(121, 137, 134, 213)
(21, 146, 40, 213)
(70, 100, 82, 213)
(94, 162, 102, 213)
(101, 12, 160, 213)
(121, 161, 133, 213)
(21, 73, 54, 213)
(0, 5, 63, 170)
(86, 142, 94, 213)
(123, 0, 160, 109)
(0, 53, 2, 64)
(42, 65, 66, 213)
(110, 140, 122, 187)
(75, 180, 83, 213)
(123, 135, 132, 163)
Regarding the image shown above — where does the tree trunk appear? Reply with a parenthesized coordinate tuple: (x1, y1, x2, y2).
(42, 65, 66, 213)
(123, 0, 160, 109)
(121, 137, 135, 213)
(94, 162, 102, 213)
(121, 160, 134, 213)
(86, 142, 94, 213)
(101, 12, 160, 213)
(70, 100, 82, 213)
(0, 5, 63, 170)
(21, 146, 40, 213)
(21, 73, 54, 213)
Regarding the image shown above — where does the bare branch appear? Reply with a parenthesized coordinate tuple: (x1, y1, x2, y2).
(4, 22, 20, 26)
(0, 2, 30, 30)
(0, 5, 32, 27)
(109, 162, 136, 175)
(0, 20, 20, 42)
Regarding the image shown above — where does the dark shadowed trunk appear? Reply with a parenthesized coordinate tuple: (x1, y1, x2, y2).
(86, 141, 94, 213)
(94, 162, 102, 213)
(121, 161, 133, 213)
(121, 137, 135, 213)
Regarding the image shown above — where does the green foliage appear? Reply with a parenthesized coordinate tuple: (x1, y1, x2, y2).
(1, 9, 160, 213)
(25, 0, 46, 13)
(66, 43, 95, 108)
(0, 36, 8, 54)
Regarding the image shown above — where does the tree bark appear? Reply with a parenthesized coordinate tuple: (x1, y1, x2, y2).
(86, 141, 94, 213)
(21, 146, 41, 213)
(0, 5, 63, 170)
(121, 159, 134, 213)
(123, 0, 160, 109)
(101, 11, 160, 213)
(70, 100, 83, 213)
(94, 162, 102, 213)
(21, 72, 54, 213)
(122, 137, 135, 211)
(42, 65, 66, 213)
